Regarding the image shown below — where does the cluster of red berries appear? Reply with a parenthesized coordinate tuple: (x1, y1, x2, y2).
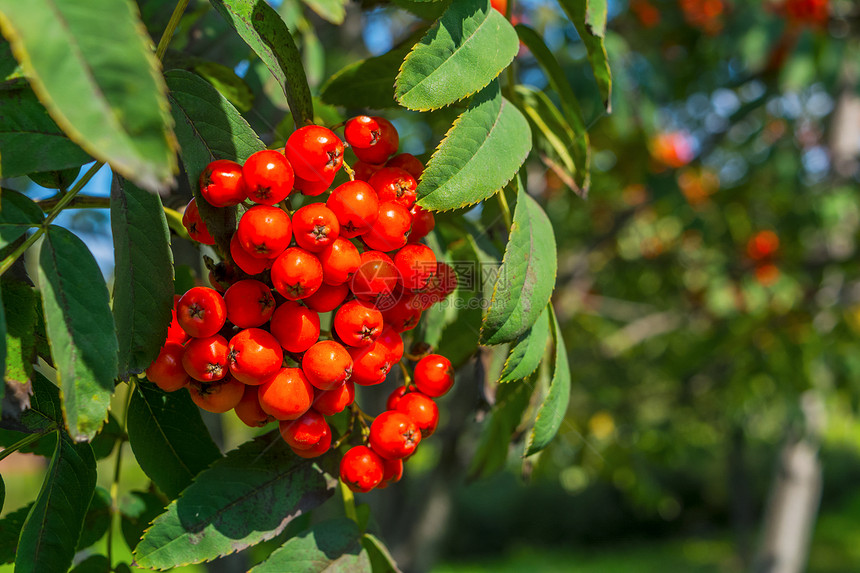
(148, 116, 458, 492)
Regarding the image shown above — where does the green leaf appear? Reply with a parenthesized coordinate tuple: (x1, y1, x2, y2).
(0, 284, 5, 395)
(250, 519, 371, 573)
(416, 81, 530, 211)
(90, 412, 123, 460)
(78, 486, 112, 550)
(514, 25, 590, 193)
(165, 69, 263, 252)
(134, 432, 336, 570)
(121, 490, 167, 552)
(0, 475, 4, 513)
(38, 225, 118, 441)
(512, 85, 582, 194)
(28, 167, 82, 190)
(15, 431, 97, 573)
(321, 31, 424, 109)
(0, 0, 177, 191)
(192, 61, 255, 113)
(0, 503, 32, 563)
(0, 85, 91, 179)
(499, 305, 550, 382)
(558, 0, 612, 111)
(524, 306, 571, 456)
(209, 0, 313, 127)
(302, 0, 347, 25)
(0, 189, 43, 250)
(395, 0, 518, 110)
(361, 533, 402, 573)
(468, 379, 532, 480)
(111, 175, 174, 377)
(126, 383, 221, 500)
(480, 181, 557, 345)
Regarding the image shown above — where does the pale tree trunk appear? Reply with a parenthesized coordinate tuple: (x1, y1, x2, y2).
(753, 392, 824, 573)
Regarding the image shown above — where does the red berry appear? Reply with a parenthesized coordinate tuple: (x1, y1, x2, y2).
(363, 201, 411, 252)
(413, 354, 454, 397)
(381, 295, 422, 332)
(313, 381, 355, 416)
(230, 233, 274, 276)
(182, 335, 230, 382)
(396, 392, 439, 437)
(386, 153, 424, 180)
(271, 247, 323, 300)
(326, 181, 379, 238)
(243, 149, 295, 205)
(234, 385, 272, 427)
(351, 117, 399, 165)
(294, 171, 335, 197)
(303, 283, 350, 313)
(340, 445, 385, 493)
(301, 340, 353, 391)
(285, 125, 344, 181)
(237, 205, 292, 259)
(394, 244, 437, 291)
(200, 159, 247, 207)
(188, 377, 245, 413)
(377, 327, 404, 364)
(228, 328, 284, 385)
(177, 287, 227, 338)
(377, 458, 404, 489)
(146, 342, 189, 392)
(292, 428, 332, 458)
(350, 252, 401, 303)
(279, 409, 329, 450)
(353, 161, 381, 182)
(319, 238, 360, 286)
(369, 411, 421, 460)
(344, 115, 382, 149)
(292, 203, 340, 253)
(407, 205, 435, 243)
(333, 300, 384, 347)
(269, 301, 320, 354)
(258, 367, 314, 420)
(224, 280, 276, 328)
(347, 341, 391, 386)
(386, 386, 408, 411)
(182, 198, 215, 245)
(420, 262, 458, 309)
(368, 167, 417, 208)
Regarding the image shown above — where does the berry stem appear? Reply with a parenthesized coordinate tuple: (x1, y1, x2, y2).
(107, 381, 134, 570)
(342, 160, 356, 182)
(496, 186, 513, 233)
(155, 0, 190, 61)
(398, 361, 413, 388)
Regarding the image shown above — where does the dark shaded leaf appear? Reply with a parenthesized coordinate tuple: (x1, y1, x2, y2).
(70, 555, 111, 573)
(558, 0, 612, 111)
(210, 0, 313, 127)
(77, 486, 111, 550)
(38, 226, 118, 440)
(111, 175, 174, 377)
(0, 85, 90, 179)
(134, 432, 336, 570)
(0, 189, 43, 249)
(0, 502, 33, 563)
(468, 378, 532, 480)
(15, 431, 96, 573)
(250, 519, 371, 572)
(90, 412, 123, 460)
(126, 382, 221, 499)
